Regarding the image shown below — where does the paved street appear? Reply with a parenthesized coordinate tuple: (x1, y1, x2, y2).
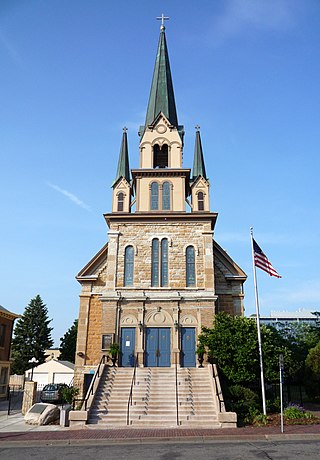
(1, 440, 320, 459)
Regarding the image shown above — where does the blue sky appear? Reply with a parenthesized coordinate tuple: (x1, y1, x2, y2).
(1, 0, 319, 345)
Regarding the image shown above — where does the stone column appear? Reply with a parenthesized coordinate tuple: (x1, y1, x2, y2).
(22, 381, 37, 415)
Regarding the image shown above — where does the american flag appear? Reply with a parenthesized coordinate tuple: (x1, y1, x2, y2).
(253, 239, 282, 278)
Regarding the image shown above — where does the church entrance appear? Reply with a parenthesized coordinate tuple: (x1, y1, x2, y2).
(145, 327, 171, 367)
(180, 327, 196, 367)
(120, 327, 136, 367)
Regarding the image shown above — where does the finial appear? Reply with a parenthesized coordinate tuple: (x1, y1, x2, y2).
(123, 126, 128, 133)
(157, 13, 169, 31)
(195, 125, 200, 131)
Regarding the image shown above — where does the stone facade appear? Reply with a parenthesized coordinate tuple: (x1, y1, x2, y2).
(74, 25, 246, 396)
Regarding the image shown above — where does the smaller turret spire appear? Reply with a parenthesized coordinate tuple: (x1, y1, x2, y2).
(192, 126, 207, 181)
(113, 127, 130, 186)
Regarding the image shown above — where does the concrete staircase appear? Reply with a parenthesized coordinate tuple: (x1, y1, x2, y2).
(88, 366, 221, 427)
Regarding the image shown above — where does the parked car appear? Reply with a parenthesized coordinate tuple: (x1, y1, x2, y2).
(40, 383, 69, 404)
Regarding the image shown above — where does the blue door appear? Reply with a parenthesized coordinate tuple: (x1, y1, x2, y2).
(120, 327, 135, 367)
(181, 327, 196, 367)
(145, 328, 170, 367)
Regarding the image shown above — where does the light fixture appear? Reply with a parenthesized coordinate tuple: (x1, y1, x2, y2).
(174, 320, 179, 331)
(138, 321, 143, 332)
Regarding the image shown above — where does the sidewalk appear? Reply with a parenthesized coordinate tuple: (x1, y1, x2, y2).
(1, 399, 319, 445)
(0, 415, 319, 445)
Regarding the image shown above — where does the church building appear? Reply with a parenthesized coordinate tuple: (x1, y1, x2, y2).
(74, 21, 246, 395)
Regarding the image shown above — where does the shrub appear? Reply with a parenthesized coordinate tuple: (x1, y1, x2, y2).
(283, 403, 315, 420)
(266, 398, 281, 413)
(251, 412, 268, 426)
(61, 386, 79, 405)
(225, 385, 260, 424)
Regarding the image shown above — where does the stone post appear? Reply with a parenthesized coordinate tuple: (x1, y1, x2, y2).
(22, 381, 37, 415)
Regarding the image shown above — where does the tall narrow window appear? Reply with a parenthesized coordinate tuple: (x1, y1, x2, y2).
(197, 192, 204, 211)
(124, 246, 134, 286)
(151, 182, 159, 210)
(161, 238, 168, 286)
(117, 192, 124, 212)
(186, 246, 196, 287)
(162, 182, 170, 211)
(151, 239, 159, 286)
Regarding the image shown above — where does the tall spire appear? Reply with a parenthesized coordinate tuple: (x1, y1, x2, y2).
(113, 127, 130, 186)
(145, 19, 178, 128)
(192, 126, 207, 181)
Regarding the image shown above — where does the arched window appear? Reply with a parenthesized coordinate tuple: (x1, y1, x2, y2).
(162, 182, 170, 211)
(124, 246, 134, 286)
(197, 192, 204, 211)
(151, 239, 159, 287)
(161, 238, 168, 287)
(151, 238, 169, 287)
(117, 192, 124, 212)
(153, 144, 168, 168)
(186, 246, 196, 287)
(151, 182, 159, 210)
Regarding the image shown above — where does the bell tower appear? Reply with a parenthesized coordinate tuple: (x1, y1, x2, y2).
(132, 20, 189, 213)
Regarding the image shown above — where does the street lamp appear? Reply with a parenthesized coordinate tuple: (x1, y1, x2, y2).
(28, 357, 39, 381)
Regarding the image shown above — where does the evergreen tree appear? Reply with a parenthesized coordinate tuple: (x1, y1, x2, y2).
(11, 295, 53, 374)
(59, 319, 78, 363)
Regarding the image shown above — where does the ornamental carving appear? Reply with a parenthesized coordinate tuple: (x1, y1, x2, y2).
(156, 124, 167, 134)
(180, 314, 197, 325)
(120, 314, 137, 325)
(145, 309, 173, 325)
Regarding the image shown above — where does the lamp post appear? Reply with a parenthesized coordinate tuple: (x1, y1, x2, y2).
(28, 357, 38, 381)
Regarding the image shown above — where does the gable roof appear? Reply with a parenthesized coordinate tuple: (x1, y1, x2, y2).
(76, 242, 108, 280)
(213, 241, 247, 280)
(0, 305, 20, 320)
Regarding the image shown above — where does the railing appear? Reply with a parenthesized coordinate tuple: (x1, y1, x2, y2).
(7, 387, 23, 416)
(83, 355, 106, 411)
(211, 363, 225, 412)
(175, 351, 179, 426)
(126, 353, 139, 425)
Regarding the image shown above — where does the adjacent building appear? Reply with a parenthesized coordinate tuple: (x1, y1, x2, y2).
(0, 305, 19, 398)
(253, 308, 320, 330)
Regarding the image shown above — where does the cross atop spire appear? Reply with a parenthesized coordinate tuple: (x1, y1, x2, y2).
(157, 13, 169, 31)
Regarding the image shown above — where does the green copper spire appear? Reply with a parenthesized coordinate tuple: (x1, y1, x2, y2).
(192, 127, 207, 181)
(113, 128, 130, 186)
(145, 24, 178, 127)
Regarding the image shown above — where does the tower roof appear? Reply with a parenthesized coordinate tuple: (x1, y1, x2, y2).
(192, 128, 207, 181)
(145, 26, 178, 128)
(113, 128, 130, 186)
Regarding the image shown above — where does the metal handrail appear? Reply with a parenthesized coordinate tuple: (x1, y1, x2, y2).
(126, 353, 139, 425)
(83, 354, 106, 410)
(211, 363, 224, 412)
(175, 351, 179, 425)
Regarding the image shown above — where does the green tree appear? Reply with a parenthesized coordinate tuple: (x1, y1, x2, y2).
(11, 295, 53, 374)
(59, 319, 78, 363)
(199, 313, 292, 384)
(275, 321, 320, 383)
(306, 342, 320, 376)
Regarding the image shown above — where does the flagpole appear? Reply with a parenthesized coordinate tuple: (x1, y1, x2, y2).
(250, 227, 267, 416)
